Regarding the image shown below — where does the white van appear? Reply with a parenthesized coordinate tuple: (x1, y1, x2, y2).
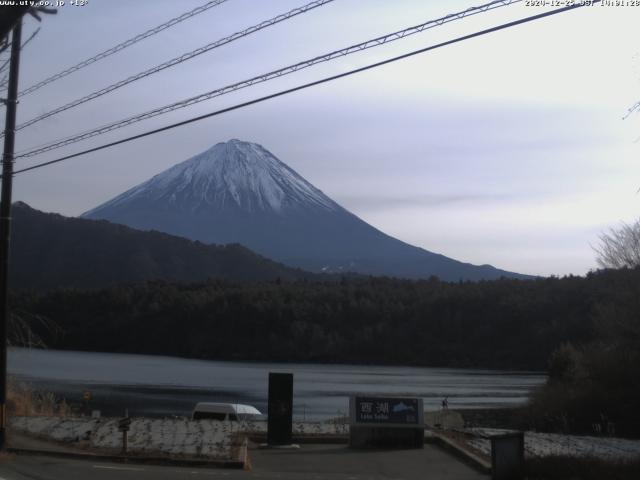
(191, 402, 262, 421)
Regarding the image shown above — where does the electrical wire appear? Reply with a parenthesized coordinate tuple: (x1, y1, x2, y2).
(8, 0, 335, 135)
(11, 2, 596, 176)
(623, 101, 639, 119)
(15, 0, 522, 158)
(18, 0, 230, 98)
(0, 27, 39, 82)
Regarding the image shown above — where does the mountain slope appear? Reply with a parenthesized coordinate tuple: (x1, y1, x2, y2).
(10, 202, 311, 290)
(83, 139, 531, 281)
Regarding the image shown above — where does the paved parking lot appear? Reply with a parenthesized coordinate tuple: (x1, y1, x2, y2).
(0, 442, 487, 480)
(248, 443, 488, 480)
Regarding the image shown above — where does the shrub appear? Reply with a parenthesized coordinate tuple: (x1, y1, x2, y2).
(7, 378, 71, 417)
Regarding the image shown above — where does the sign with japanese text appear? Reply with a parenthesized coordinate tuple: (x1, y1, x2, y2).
(350, 396, 423, 427)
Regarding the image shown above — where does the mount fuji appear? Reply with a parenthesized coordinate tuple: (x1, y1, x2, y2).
(83, 139, 529, 281)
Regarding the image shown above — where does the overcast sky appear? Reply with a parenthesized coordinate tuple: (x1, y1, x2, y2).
(6, 0, 640, 277)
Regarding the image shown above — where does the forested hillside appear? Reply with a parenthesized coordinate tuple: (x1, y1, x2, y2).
(10, 202, 312, 290)
(14, 268, 639, 370)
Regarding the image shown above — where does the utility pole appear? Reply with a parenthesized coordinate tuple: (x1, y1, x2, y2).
(0, 7, 29, 40)
(0, 19, 22, 450)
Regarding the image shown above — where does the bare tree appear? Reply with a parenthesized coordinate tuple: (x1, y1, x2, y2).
(594, 219, 640, 269)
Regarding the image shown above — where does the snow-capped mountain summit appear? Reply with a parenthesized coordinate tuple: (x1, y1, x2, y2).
(83, 139, 530, 281)
(84, 139, 337, 216)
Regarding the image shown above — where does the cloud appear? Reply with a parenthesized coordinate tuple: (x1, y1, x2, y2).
(337, 192, 516, 211)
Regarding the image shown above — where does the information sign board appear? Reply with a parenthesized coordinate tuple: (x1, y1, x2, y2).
(350, 396, 424, 428)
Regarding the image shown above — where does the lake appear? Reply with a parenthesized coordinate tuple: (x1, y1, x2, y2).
(8, 348, 546, 420)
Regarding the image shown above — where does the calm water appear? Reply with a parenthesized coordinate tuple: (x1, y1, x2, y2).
(8, 348, 545, 420)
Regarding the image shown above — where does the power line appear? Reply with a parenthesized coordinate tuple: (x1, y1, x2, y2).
(9, 0, 335, 136)
(12, 2, 596, 177)
(0, 70, 7, 90)
(15, 0, 523, 158)
(17, 0, 230, 98)
(0, 27, 39, 82)
(623, 101, 639, 119)
(0, 29, 40, 103)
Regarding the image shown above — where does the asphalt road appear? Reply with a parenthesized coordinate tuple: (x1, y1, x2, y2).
(0, 444, 488, 480)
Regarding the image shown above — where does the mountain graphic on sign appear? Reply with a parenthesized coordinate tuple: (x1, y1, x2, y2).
(392, 402, 416, 413)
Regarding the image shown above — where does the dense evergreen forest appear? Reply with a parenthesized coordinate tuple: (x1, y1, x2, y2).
(13, 267, 640, 371)
(10, 202, 312, 290)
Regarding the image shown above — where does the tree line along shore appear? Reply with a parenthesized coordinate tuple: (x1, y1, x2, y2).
(10, 265, 640, 437)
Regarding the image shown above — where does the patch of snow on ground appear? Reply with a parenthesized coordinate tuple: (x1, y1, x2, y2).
(10, 416, 348, 458)
(240, 420, 348, 436)
(10, 416, 238, 460)
(466, 428, 640, 461)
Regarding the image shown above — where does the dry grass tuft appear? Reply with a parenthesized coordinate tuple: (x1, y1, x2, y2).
(7, 377, 72, 417)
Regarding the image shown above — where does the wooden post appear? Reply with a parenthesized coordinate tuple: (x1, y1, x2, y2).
(122, 429, 128, 454)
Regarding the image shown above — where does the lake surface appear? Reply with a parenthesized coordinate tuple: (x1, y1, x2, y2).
(8, 348, 546, 420)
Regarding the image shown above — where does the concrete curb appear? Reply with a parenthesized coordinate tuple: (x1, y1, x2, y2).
(6, 446, 246, 469)
(431, 432, 492, 474)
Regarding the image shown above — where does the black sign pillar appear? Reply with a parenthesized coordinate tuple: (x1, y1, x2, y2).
(267, 372, 293, 446)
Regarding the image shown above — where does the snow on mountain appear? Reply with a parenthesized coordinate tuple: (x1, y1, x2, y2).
(83, 139, 531, 281)
(84, 139, 337, 217)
